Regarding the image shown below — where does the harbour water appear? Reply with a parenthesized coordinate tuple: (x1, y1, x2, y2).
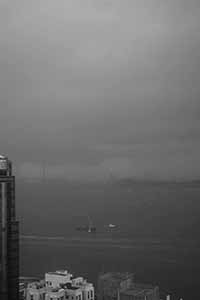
(20, 234, 200, 300)
(18, 180, 200, 300)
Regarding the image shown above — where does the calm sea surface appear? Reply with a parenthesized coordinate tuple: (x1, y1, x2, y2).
(18, 181, 200, 300)
(20, 235, 200, 300)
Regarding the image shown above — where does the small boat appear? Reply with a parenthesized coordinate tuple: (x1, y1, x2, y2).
(76, 215, 96, 233)
(108, 224, 116, 228)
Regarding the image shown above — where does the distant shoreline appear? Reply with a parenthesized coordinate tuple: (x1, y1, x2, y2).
(17, 178, 200, 185)
(20, 234, 199, 245)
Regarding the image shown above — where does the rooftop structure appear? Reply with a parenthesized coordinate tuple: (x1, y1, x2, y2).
(45, 270, 73, 288)
(45, 288, 65, 300)
(64, 284, 83, 300)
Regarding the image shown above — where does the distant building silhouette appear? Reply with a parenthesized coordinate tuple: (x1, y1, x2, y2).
(98, 272, 159, 300)
(120, 283, 159, 300)
(98, 272, 134, 300)
(0, 155, 19, 300)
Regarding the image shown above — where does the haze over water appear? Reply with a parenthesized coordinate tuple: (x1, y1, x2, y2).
(1, 0, 200, 182)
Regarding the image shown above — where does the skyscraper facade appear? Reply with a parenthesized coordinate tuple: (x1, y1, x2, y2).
(0, 155, 19, 300)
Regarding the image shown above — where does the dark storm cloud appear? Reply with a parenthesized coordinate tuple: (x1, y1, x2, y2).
(0, 0, 200, 179)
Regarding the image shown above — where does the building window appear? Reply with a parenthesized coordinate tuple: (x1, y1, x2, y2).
(88, 292, 90, 299)
(30, 295, 34, 300)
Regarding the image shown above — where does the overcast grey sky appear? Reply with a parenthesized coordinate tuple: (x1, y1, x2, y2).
(0, 0, 200, 180)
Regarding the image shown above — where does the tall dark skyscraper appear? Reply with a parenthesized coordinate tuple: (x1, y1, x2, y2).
(0, 155, 19, 300)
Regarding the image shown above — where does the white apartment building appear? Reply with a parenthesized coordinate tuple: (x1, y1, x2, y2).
(45, 270, 73, 289)
(65, 285, 83, 300)
(26, 281, 46, 300)
(26, 282, 66, 300)
(72, 277, 94, 300)
(45, 288, 65, 300)
(26, 270, 95, 300)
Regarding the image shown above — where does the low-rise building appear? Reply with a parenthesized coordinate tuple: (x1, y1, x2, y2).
(19, 283, 26, 300)
(61, 283, 83, 300)
(98, 273, 160, 300)
(120, 283, 159, 300)
(25, 270, 94, 300)
(26, 281, 65, 300)
(45, 287, 65, 300)
(98, 272, 134, 300)
(45, 270, 73, 288)
(26, 280, 46, 300)
(72, 277, 94, 300)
